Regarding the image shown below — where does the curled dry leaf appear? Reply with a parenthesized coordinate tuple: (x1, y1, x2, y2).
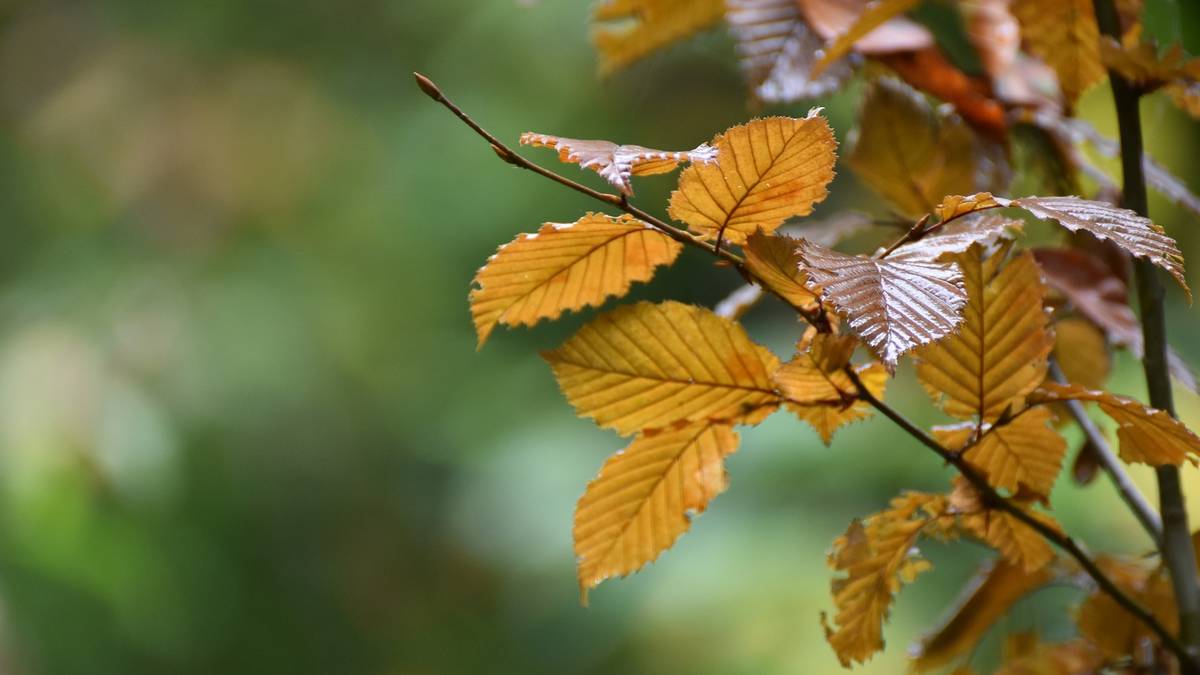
(909, 559, 1055, 673)
(591, 0, 726, 74)
(725, 0, 851, 103)
(520, 132, 716, 195)
(574, 422, 739, 603)
(808, 0, 924, 77)
(743, 230, 819, 310)
(543, 301, 781, 435)
(916, 247, 1054, 422)
(1010, 0, 1105, 105)
(1029, 382, 1200, 466)
(799, 240, 967, 370)
(470, 214, 683, 346)
(773, 333, 886, 444)
(934, 408, 1067, 499)
(669, 114, 837, 246)
(933, 193, 1000, 224)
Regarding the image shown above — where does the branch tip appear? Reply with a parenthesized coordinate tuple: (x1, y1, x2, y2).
(413, 72, 442, 101)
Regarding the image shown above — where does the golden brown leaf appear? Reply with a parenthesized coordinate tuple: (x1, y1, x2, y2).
(1076, 556, 1178, 659)
(848, 79, 991, 218)
(773, 333, 886, 444)
(1029, 382, 1200, 466)
(470, 214, 683, 347)
(876, 47, 1011, 139)
(916, 247, 1054, 422)
(1052, 317, 1111, 390)
(1169, 81, 1200, 119)
(574, 422, 739, 602)
(798, 240, 967, 370)
(994, 636, 1102, 675)
(825, 492, 946, 666)
(1100, 37, 1200, 91)
(725, 0, 851, 103)
(910, 559, 1055, 673)
(669, 114, 837, 246)
(1010, 0, 1105, 105)
(809, 0, 923, 76)
(743, 230, 819, 310)
(591, 0, 726, 75)
(961, 506, 1058, 573)
(543, 301, 781, 435)
(519, 133, 716, 195)
(935, 409, 1067, 498)
(933, 193, 1000, 224)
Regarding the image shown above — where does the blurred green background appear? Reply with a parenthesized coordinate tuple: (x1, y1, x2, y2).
(0, 1, 1197, 673)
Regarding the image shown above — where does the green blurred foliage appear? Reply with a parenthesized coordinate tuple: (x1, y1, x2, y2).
(0, 1, 1195, 674)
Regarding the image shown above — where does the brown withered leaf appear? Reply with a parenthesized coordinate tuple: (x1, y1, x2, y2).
(1030, 382, 1200, 466)
(887, 215, 1021, 263)
(1011, 0, 1105, 105)
(993, 636, 1102, 675)
(470, 214, 683, 347)
(1071, 437, 1101, 486)
(1076, 556, 1178, 659)
(591, 0, 726, 75)
(825, 492, 947, 666)
(848, 79, 990, 218)
(799, 0, 932, 57)
(669, 114, 837, 246)
(725, 0, 851, 103)
(743, 230, 819, 310)
(1052, 317, 1111, 390)
(961, 506, 1058, 573)
(773, 333, 886, 444)
(916, 247, 1054, 422)
(574, 422, 738, 603)
(909, 559, 1055, 673)
(798, 240, 967, 370)
(519, 132, 716, 195)
(932, 193, 1001, 223)
(543, 301, 781, 435)
(1001, 195, 1191, 301)
(877, 48, 1011, 139)
(934, 409, 1067, 499)
(809, 0, 923, 76)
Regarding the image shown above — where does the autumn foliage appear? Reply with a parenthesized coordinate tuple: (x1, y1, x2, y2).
(421, 0, 1200, 671)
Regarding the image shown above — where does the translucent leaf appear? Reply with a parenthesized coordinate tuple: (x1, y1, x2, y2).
(1029, 382, 1200, 466)
(543, 301, 781, 435)
(799, 0, 932, 57)
(591, 0, 726, 74)
(1076, 556, 1178, 659)
(799, 241, 967, 370)
(810, 0, 922, 76)
(520, 132, 716, 195)
(574, 422, 738, 603)
(669, 114, 837, 246)
(916, 248, 1054, 422)
(909, 559, 1054, 673)
(1052, 317, 1111, 390)
(725, 0, 851, 103)
(1010, 0, 1105, 104)
(961, 507, 1058, 573)
(1001, 195, 1191, 301)
(886, 215, 1021, 263)
(470, 214, 683, 346)
(825, 492, 947, 666)
(773, 333, 886, 444)
(848, 79, 990, 218)
(934, 408, 1067, 498)
(743, 230, 819, 310)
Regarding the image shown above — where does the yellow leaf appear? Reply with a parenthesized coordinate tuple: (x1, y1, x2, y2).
(519, 132, 716, 195)
(743, 230, 819, 311)
(543, 301, 781, 435)
(1010, 0, 1105, 105)
(933, 192, 1000, 223)
(1076, 557, 1177, 659)
(574, 422, 739, 603)
(1052, 317, 1110, 390)
(848, 79, 988, 218)
(470, 214, 683, 347)
(799, 240, 967, 370)
(1168, 81, 1200, 119)
(910, 559, 1054, 673)
(1029, 382, 1200, 466)
(773, 333, 886, 444)
(962, 507, 1058, 573)
(725, 0, 850, 103)
(916, 247, 1054, 422)
(669, 114, 837, 246)
(1100, 37, 1199, 91)
(935, 408, 1067, 498)
(810, 0, 921, 76)
(825, 492, 947, 666)
(591, 0, 726, 75)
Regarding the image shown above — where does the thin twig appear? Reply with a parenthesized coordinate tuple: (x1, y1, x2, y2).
(1048, 360, 1163, 543)
(417, 71, 1192, 668)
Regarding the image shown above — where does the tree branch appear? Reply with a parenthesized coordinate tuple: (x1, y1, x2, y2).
(1089, 0, 1200, 664)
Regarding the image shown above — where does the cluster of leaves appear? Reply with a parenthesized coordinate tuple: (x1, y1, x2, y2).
(446, 0, 1200, 671)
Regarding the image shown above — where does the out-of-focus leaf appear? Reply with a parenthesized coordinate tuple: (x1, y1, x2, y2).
(810, 0, 922, 76)
(520, 132, 716, 195)
(669, 114, 837, 246)
(1011, 0, 1105, 105)
(713, 283, 765, 319)
(799, 0, 932, 57)
(1076, 557, 1178, 658)
(825, 492, 947, 666)
(1100, 37, 1200, 92)
(743, 230, 819, 310)
(993, 636, 1103, 675)
(887, 215, 1021, 263)
(798, 240, 967, 370)
(1071, 437, 1101, 486)
(876, 48, 1011, 139)
(725, 0, 850, 103)
(1030, 382, 1200, 465)
(933, 408, 1066, 499)
(773, 333, 886, 444)
(1052, 317, 1110, 390)
(543, 301, 780, 435)
(470, 214, 683, 346)
(591, 0, 726, 74)
(574, 422, 738, 603)
(916, 247, 1054, 422)
(909, 559, 1055, 673)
